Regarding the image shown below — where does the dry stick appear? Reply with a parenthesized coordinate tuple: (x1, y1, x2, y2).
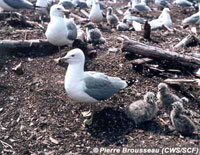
(0, 39, 57, 53)
(143, 21, 151, 39)
(175, 34, 200, 48)
(121, 39, 200, 69)
(0, 140, 13, 149)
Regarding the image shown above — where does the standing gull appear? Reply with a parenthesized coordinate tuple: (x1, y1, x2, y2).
(0, 0, 34, 11)
(131, 0, 152, 13)
(58, 0, 76, 9)
(155, 0, 170, 10)
(170, 101, 196, 136)
(89, 0, 103, 23)
(124, 92, 158, 125)
(173, 0, 193, 7)
(57, 48, 128, 124)
(45, 4, 77, 53)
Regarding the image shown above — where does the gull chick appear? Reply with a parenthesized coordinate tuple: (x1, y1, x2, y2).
(45, 4, 77, 52)
(106, 7, 119, 28)
(170, 101, 196, 136)
(85, 22, 105, 46)
(124, 92, 158, 125)
(157, 83, 187, 113)
(117, 19, 130, 31)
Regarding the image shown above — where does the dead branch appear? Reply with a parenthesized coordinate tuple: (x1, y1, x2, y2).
(121, 39, 200, 68)
(175, 35, 200, 48)
(164, 79, 196, 85)
(0, 39, 57, 54)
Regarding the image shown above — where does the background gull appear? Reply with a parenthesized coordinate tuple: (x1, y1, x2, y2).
(149, 8, 172, 30)
(124, 92, 158, 125)
(89, 0, 103, 23)
(182, 4, 200, 26)
(86, 0, 107, 9)
(123, 8, 146, 24)
(58, 0, 76, 9)
(131, 0, 152, 13)
(155, 0, 170, 10)
(116, 19, 130, 31)
(173, 0, 194, 7)
(170, 101, 196, 136)
(45, 4, 77, 53)
(0, 0, 34, 11)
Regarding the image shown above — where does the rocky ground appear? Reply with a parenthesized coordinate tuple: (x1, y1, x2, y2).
(0, 0, 200, 154)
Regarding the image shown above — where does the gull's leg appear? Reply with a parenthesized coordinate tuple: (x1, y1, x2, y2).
(85, 103, 96, 126)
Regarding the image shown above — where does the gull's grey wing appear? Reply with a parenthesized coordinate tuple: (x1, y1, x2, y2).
(66, 20, 77, 40)
(182, 13, 200, 25)
(3, 0, 33, 9)
(135, 4, 151, 11)
(84, 72, 127, 101)
(59, 0, 75, 9)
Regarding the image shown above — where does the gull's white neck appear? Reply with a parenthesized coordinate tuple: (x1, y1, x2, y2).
(66, 62, 85, 82)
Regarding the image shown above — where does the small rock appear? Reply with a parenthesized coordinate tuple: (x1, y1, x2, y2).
(49, 137, 59, 145)
(12, 63, 23, 75)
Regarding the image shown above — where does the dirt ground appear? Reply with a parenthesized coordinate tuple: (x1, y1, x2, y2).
(0, 0, 200, 154)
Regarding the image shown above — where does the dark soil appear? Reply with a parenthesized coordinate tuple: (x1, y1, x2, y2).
(0, 0, 200, 154)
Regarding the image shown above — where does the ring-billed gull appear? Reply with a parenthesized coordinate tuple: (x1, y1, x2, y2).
(170, 101, 196, 136)
(124, 92, 158, 125)
(149, 8, 172, 30)
(45, 4, 77, 52)
(131, 0, 152, 12)
(0, 0, 34, 11)
(123, 8, 146, 24)
(155, 0, 170, 9)
(173, 0, 193, 7)
(157, 83, 188, 113)
(117, 19, 130, 31)
(89, 0, 103, 23)
(182, 4, 200, 25)
(58, 0, 76, 9)
(58, 48, 127, 103)
(106, 7, 119, 28)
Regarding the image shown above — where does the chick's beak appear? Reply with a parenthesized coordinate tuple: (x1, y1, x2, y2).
(63, 10, 70, 16)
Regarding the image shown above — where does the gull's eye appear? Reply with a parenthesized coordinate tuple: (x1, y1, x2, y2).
(57, 8, 61, 10)
(71, 54, 75, 57)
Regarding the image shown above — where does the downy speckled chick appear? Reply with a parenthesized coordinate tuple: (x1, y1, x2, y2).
(124, 92, 158, 125)
(106, 7, 119, 28)
(85, 22, 105, 46)
(170, 101, 196, 136)
(157, 83, 188, 113)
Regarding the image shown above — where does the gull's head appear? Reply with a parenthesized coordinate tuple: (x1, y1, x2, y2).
(56, 48, 85, 65)
(158, 83, 168, 92)
(172, 101, 184, 114)
(50, 4, 70, 18)
(163, 8, 170, 13)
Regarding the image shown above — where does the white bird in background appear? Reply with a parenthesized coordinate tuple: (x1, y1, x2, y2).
(36, 0, 55, 20)
(0, 0, 34, 11)
(58, 0, 76, 9)
(45, 4, 77, 52)
(182, 4, 200, 26)
(149, 8, 172, 30)
(123, 8, 146, 24)
(173, 0, 194, 7)
(155, 0, 170, 9)
(89, 0, 103, 23)
(131, 0, 152, 12)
